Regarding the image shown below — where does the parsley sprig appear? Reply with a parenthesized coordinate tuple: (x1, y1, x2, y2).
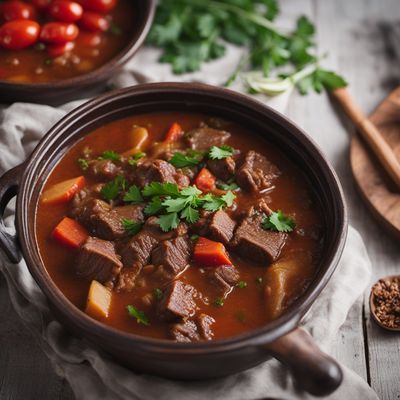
(262, 210, 296, 233)
(101, 176, 126, 202)
(98, 150, 120, 161)
(169, 152, 201, 168)
(208, 145, 234, 160)
(127, 305, 150, 325)
(121, 219, 143, 236)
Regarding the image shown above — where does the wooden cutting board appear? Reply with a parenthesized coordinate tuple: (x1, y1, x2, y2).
(350, 86, 400, 240)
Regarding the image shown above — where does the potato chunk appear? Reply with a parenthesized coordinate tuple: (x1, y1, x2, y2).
(85, 280, 112, 319)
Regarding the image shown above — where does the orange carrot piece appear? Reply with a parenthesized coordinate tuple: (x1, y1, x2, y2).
(165, 122, 184, 142)
(42, 176, 85, 205)
(193, 237, 232, 267)
(194, 167, 216, 192)
(52, 217, 89, 249)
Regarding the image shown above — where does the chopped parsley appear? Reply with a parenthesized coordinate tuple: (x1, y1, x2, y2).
(121, 218, 142, 236)
(216, 181, 239, 191)
(78, 158, 89, 171)
(208, 145, 234, 160)
(214, 297, 225, 307)
(142, 182, 180, 197)
(123, 185, 144, 204)
(237, 281, 248, 289)
(100, 175, 126, 202)
(169, 152, 201, 168)
(190, 234, 199, 242)
(98, 150, 120, 161)
(127, 305, 150, 325)
(128, 151, 146, 166)
(144, 197, 163, 216)
(262, 210, 296, 233)
(202, 191, 236, 212)
(153, 288, 163, 301)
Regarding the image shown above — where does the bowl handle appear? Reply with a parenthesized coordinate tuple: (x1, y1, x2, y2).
(0, 163, 25, 264)
(264, 327, 343, 397)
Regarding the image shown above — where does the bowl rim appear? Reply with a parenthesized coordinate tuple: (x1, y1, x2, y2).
(0, 0, 156, 89)
(17, 82, 348, 354)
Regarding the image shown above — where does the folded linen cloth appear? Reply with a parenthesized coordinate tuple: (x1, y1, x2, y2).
(0, 44, 379, 400)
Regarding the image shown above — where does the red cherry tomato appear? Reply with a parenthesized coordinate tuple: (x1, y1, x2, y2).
(0, 1, 37, 22)
(79, 11, 109, 32)
(48, 1, 83, 23)
(78, 0, 117, 13)
(40, 22, 79, 44)
(30, 0, 51, 11)
(77, 31, 101, 46)
(0, 19, 40, 50)
(47, 40, 75, 57)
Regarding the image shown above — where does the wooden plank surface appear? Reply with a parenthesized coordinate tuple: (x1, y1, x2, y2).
(1, 0, 400, 399)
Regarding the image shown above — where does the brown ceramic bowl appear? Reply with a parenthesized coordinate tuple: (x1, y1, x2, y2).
(0, 0, 155, 105)
(0, 83, 347, 397)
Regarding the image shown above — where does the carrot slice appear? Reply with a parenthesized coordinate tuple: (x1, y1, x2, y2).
(165, 122, 184, 142)
(42, 176, 85, 205)
(52, 217, 88, 249)
(193, 237, 232, 267)
(194, 167, 216, 192)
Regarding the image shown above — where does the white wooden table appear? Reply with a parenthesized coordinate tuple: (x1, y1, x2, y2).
(1, 0, 400, 399)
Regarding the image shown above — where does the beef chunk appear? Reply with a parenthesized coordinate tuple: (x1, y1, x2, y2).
(133, 159, 190, 188)
(196, 313, 215, 340)
(232, 213, 286, 264)
(87, 159, 120, 181)
(151, 236, 191, 279)
(185, 125, 231, 150)
(119, 230, 158, 268)
(158, 280, 197, 321)
(208, 210, 236, 244)
(76, 237, 122, 283)
(169, 320, 200, 342)
(207, 157, 235, 181)
(236, 151, 280, 192)
(114, 265, 142, 292)
(72, 197, 144, 241)
(208, 265, 240, 295)
(169, 314, 215, 342)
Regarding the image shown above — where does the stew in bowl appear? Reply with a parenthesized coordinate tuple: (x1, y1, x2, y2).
(37, 112, 324, 342)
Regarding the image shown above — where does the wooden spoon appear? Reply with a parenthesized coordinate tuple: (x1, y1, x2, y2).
(332, 87, 400, 190)
(369, 275, 400, 332)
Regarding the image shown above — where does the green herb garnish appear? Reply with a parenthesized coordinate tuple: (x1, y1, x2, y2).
(216, 181, 239, 191)
(190, 234, 199, 242)
(158, 212, 180, 232)
(202, 191, 236, 212)
(98, 150, 120, 161)
(144, 197, 164, 216)
(121, 218, 143, 236)
(214, 297, 225, 307)
(123, 185, 144, 204)
(78, 158, 89, 171)
(237, 281, 248, 289)
(262, 210, 296, 232)
(100, 175, 126, 202)
(169, 152, 201, 168)
(128, 151, 146, 166)
(208, 145, 234, 160)
(127, 305, 150, 325)
(142, 182, 180, 197)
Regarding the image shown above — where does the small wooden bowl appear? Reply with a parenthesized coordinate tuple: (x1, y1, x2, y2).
(369, 275, 400, 332)
(0, 0, 155, 105)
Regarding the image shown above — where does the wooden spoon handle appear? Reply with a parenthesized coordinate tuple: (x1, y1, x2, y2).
(332, 87, 400, 189)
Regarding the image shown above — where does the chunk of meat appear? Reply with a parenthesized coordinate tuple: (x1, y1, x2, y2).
(185, 125, 231, 150)
(119, 230, 158, 268)
(87, 159, 120, 181)
(114, 265, 142, 292)
(236, 151, 280, 192)
(71, 195, 145, 241)
(169, 320, 199, 342)
(207, 264, 240, 295)
(208, 210, 236, 244)
(76, 237, 122, 283)
(196, 313, 215, 340)
(133, 159, 190, 188)
(151, 236, 191, 279)
(207, 157, 235, 181)
(158, 280, 197, 321)
(232, 213, 287, 264)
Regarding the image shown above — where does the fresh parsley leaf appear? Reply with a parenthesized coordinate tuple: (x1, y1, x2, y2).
(101, 176, 125, 202)
(190, 234, 199, 242)
(169, 152, 201, 168)
(180, 186, 202, 197)
(123, 185, 144, 204)
(314, 68, 348, 91)
(237, 281, 248, 289)
(163, 196, 190, 213)
(128, 151, 146, 166)
(98, 150, 120, 161)
(142, 182, 180, 197)
(121, 218, 143, 236)
(262, 210, 296, 232)
(216, 181, 239, 191)
(144, 197, 163, 216)
(181, 206, 199, 224)
(127, 305, 150, 325)
(78, 158, 89, 171)
(158, 212, 180, 232)
(208, 145, 234, 160)
(221, 191, 236, 207)
(214, 297, 225, 307)
(202, 191, 236, 211)
(153, 288, 163, 301)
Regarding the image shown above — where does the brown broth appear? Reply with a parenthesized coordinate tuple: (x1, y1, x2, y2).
(35, 112, 324, 340)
